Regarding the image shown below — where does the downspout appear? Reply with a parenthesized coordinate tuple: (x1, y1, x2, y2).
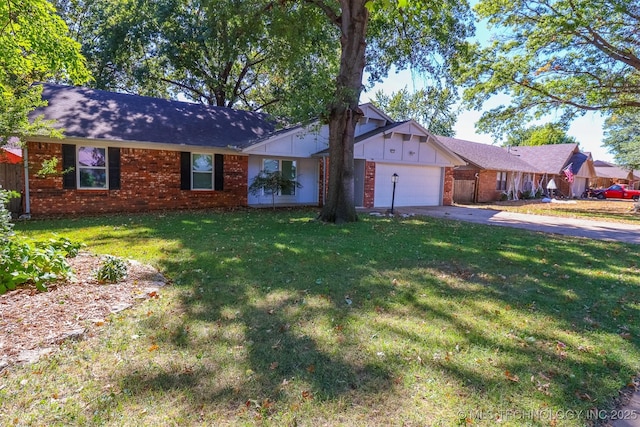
(22, 144, 31, 218)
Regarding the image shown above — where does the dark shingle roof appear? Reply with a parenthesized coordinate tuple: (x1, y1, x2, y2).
(32, 84, 275, 149)
(508, 144, 579, 174)
(437, 136, 538, 172)
(594, 160, 640, 180)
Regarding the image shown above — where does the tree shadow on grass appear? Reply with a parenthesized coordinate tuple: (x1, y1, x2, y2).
(18, 210, 640, 423)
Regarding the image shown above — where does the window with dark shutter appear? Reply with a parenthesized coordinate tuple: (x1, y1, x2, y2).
(61, 144, 76, 189)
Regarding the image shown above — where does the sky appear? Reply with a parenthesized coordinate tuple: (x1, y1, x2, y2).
(359, 0, 616, 163)
(360, 72, 613, 162)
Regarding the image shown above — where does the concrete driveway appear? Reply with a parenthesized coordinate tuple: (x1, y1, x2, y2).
(384, 205, 640, 245)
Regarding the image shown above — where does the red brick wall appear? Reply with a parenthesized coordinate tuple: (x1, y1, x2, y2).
(27, 141, 247, 216)
(477, 169, 502, 203)
(363, 161, 376, 208)
(443, 167, 454, 206)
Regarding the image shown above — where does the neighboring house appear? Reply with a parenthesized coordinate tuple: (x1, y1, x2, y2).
(437, 136, 539, 203)
(21, 85, 463, 216)
(0, 146, 24, 214)
(0, 147, 23, 164)
(509, 144, 596, 198)
(25, 84, 275, 216)
(244, 103, 465, 208)
(593, 160, 639, 190)
(438, 138, 596, 202)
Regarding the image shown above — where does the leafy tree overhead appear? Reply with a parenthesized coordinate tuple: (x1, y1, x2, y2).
(1, 0, 90, 145)
(55, 0, 339, 123)
(602, 112, 640, 170)
(310, 0, 473, 223)
(505, 123, 578, 147)
(371, 86, 458, 137)
(457, 0, 640, 140)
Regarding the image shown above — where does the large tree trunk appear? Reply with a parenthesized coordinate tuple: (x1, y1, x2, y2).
(319, 0, 368, 223)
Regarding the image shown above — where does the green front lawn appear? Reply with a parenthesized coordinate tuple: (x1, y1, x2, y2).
(4, 209, 640, 426)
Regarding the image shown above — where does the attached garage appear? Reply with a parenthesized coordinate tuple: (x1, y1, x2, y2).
(373, 163, 442, 207)
(352, 118, 465, 208)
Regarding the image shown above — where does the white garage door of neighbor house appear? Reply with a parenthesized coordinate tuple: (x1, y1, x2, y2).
(374, 163, 442, 207)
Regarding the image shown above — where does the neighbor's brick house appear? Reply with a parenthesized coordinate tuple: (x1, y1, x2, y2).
(438, 137, 596, 202)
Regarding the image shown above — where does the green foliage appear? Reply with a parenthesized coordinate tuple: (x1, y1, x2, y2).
(603, 112, 640, 170)
(371, 86, 458, 136)
(0, 189, 78, 294)
(457, 0, 640, 140)
(55, 0, 339, 124)
(0, 0, 90, 145)
(248, 170, 302, 209)
(505, 123, 578, 147)
(95, 255, 128, 284)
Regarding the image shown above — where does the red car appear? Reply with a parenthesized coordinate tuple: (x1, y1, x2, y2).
(593, 184, 640, 201)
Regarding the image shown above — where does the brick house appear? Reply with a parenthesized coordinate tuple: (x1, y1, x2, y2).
(22, 84, 464, 216)
(438, 137, 596, 203)
(25, 84, 274, 216)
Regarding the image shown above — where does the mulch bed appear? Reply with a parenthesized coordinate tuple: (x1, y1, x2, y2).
(0, 252, 168, 369)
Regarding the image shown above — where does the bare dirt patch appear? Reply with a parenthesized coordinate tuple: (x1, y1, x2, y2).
(0, 252, 167, 369)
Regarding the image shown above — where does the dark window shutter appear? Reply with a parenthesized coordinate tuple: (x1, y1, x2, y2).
(180, 152, 191, 190)
(214, 154, 224, 191)
(108, 147, 121, 190)
(61, 144, 76, 189)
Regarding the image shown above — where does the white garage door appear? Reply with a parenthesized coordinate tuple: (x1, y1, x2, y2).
(374, 163, 443, 207)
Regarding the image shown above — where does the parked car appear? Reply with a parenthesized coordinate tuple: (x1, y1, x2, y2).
(592, 184, 640, 201)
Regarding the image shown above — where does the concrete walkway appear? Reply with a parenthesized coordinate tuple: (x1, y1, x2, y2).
(374, 204, 639, 425)
(383, 205, 640, 245)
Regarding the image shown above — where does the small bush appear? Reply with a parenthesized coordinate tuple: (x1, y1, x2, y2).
(0, 238, 75, 293)
(95, 255, 128, 283)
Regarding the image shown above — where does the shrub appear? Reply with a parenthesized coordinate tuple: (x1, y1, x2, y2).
(95, 255, 128, 283)
(0, 188, 78, 294)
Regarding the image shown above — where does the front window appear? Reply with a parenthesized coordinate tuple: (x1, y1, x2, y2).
(78, 146, 107, 189)
(263, 159, 297, 196)
(496, 171, 507, 191)
(192, 154, 213, 189)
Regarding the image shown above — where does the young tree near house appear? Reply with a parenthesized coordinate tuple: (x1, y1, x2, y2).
(0, 0, 90, 145)
(248, 170, 302, 209)
(371, 86, 458, 137)
(457, 0, 640, 141)
(310, 0, 473, 223)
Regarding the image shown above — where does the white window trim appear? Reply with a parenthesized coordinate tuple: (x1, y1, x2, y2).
(77, 145, 108, 190)
(191, 153, 214, 190)
(262, 158, 297, 196)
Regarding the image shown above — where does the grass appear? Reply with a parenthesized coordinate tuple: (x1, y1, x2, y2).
(474, 199, 640, 224)
(3, 208, 640, 426)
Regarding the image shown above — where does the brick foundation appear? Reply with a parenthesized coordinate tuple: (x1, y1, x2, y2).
(27, 141, 247, 216)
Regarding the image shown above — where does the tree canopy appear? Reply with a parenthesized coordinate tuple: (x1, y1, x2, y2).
(1, 0, 89, 145)
(504, 123, 577, 147)
(312, 0, 473, 222)
(370, 86, 458, 137)
(55, 0, 339, 123)
(457, 0, 640, 140)
(602, 112, 640, 169)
